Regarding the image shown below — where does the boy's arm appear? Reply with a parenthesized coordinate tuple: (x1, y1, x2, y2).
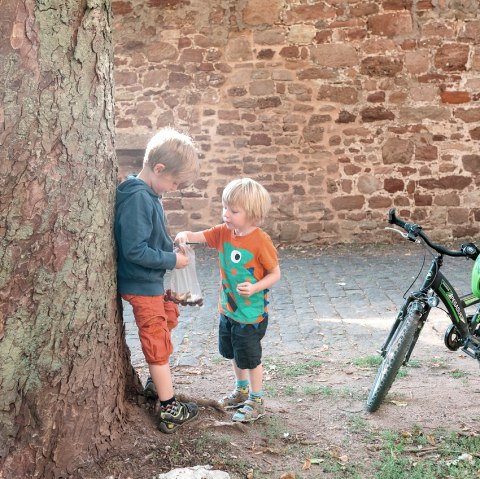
(175, 230, 207, 244)
(118, 194, 177, 270)
(236, 265, 281, 298)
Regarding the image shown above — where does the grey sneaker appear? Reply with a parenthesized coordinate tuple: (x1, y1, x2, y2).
(232, 399, 265, 423)
(144, 377, 158, 400)
(219, 389, 249, 410)
(158, 401, 199, 434)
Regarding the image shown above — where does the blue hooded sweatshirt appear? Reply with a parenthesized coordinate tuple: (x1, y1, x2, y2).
(115, 176, 177, 295)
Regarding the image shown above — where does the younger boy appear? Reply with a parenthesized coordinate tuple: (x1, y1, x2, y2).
(115, 128, 200, 433)
(175, 178, 281, 422)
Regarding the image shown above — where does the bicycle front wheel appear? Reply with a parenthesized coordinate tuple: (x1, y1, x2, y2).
(366, 304, 423, 412)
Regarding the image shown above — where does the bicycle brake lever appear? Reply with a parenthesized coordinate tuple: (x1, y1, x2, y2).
(385, 227, 409, 239)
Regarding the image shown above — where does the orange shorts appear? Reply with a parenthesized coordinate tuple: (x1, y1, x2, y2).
(122, 294, 180, 366)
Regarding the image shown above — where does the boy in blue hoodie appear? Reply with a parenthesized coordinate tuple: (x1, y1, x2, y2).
(115, 128, 200, 433)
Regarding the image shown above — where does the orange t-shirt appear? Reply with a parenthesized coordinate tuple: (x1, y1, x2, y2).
(203, 224, 278, 323)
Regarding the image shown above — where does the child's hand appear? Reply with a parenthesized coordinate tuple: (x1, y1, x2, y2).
(236, 282, 256, 297)
(175, 251, 189, 269)
(175, 231, 189, 244)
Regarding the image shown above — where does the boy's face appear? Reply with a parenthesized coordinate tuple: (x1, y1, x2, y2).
(222, 203, 255, 234)
(150, 164, 181, 194)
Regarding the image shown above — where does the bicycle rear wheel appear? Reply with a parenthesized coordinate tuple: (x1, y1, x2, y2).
(366, 304, 423, 412)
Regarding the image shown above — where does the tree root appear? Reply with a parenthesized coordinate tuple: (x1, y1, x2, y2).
(176, 394, 226, 413)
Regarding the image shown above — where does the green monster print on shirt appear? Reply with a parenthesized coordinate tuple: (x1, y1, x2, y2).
(219, 242, 265, 323)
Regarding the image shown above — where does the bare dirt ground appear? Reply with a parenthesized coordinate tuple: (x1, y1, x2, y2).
(75, 329, 480, 479)
(74, 244, 480, 478)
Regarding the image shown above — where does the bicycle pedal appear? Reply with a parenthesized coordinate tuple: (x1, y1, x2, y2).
(461, 338, 480, 360)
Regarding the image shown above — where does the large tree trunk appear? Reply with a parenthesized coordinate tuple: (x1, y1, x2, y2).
(0, 1, 136, 476)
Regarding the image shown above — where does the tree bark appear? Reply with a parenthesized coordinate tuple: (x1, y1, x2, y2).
(0, 1, 136, 476)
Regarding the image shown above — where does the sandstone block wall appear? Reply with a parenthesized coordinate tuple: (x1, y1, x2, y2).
(113, 0, 480, 244)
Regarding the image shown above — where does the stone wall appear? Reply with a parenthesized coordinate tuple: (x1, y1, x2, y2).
(112, 0, 480, 244)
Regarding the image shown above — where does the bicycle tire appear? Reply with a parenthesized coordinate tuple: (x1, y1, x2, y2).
(366, 305, 422, 412)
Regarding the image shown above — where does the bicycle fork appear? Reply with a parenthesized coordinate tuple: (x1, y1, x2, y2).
(379, 298, 430, 365)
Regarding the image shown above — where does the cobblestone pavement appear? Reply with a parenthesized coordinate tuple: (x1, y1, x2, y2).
(123, 241, 475, 369)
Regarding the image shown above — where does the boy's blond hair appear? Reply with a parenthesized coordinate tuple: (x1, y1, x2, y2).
(222, 178, 271, 224)
(144, 127, 200, 187)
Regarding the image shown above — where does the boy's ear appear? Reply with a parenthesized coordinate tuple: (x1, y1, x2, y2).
(153, 163, 166, 174)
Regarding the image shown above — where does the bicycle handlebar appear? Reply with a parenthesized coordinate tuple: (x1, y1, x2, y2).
(388, 208, 479, 259)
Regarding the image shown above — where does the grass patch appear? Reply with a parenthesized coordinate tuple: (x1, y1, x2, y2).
(373, 427, 480, 479)
(190, 410, 479, 479)
(303, 385, 334, 396)
(348, 416, 369, 434)
(301, 385, 358, 400)
(263, 416, 289, 440)
(353, 355, 382, 368)
(264, 383, 279, 397)
(281, 360, 322, 377)
(407, 359, 421, 368)
(429, 357, 449, 369)
(192, 432, 231, 452)
(308, 448, 365, 478)
(449, 369, 467, 380)
(283, 385, 296, 396)
(264, 358, 322, 378)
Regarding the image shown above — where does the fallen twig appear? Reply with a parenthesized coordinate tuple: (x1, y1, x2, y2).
(403, 446, 438, 454)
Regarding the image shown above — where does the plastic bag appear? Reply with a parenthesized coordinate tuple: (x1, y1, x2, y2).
(167, 245, 203, 306)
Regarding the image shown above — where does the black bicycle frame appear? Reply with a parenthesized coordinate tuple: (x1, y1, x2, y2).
(430, 271, 480, 339)
(380, 254, 480, 356)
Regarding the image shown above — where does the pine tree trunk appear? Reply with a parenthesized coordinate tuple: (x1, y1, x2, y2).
(0, 1, 136, 476)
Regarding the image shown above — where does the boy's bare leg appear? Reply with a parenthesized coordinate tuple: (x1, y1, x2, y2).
(232, 359, 248, 381)
(221, 360, 263, 405)
(248, 364, 263, 393)
(232, 360, 263, 392)
(149, 363, 174, 401)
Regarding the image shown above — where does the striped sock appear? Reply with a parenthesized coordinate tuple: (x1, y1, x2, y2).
(249, 390, 263, 403)
(236, 379, 249, 394)
(160, 396, 177, 412)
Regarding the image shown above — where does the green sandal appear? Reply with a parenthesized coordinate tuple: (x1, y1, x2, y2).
(232, 399, 265, 423)
(219, 389, 249, 410)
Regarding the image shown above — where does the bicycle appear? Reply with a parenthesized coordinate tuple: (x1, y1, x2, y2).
(366, 208, 480, 413)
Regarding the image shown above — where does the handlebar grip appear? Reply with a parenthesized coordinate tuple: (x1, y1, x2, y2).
(388, 208, 407, 229)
